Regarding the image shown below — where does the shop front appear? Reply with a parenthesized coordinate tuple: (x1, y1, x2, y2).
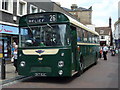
(0, 24, 19, 60)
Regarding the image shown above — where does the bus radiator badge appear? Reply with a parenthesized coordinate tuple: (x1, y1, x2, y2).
(36, 50, 44, 54)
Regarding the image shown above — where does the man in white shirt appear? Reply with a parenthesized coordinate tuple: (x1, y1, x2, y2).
(103, 44, 108, 60)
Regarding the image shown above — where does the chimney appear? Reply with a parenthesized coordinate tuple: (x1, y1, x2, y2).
(89, 6, 92, 10)
(109, 17, 113, 46)
(109, 17, 112, 28)
(71, 4, 78, 10)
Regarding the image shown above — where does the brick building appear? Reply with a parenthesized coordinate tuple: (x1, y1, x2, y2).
(113, 19, 120, 48)
(63, 4, 92, 25)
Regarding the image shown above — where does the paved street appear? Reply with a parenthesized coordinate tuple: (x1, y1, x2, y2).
(2, 52, 118, 88)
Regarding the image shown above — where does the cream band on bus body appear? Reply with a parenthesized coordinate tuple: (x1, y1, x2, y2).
(22, 49, 59, 55)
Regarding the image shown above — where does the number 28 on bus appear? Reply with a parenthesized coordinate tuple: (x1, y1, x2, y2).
(18, 12, 100, 77)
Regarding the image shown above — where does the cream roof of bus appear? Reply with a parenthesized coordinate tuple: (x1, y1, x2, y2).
(65, 14, 99, 36)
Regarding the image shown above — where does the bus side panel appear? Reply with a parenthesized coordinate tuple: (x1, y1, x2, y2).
(79, 45, 99, 69)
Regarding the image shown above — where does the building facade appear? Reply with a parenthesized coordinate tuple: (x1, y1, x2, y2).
(0, 0, 75, 59)
(95, 27, 111, 46)
(63, 4, 92, 25)
(113, 19, 120, 49)
(95, 18, 112, 46)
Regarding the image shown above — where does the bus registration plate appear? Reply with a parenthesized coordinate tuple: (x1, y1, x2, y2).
(35, 73, 47, 76)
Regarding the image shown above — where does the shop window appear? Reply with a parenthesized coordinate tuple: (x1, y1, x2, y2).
(17, 0, 27, 16)
(30, 4, 38, 13)
(0, 0, 13, 14)
(0, 40, 2, 58)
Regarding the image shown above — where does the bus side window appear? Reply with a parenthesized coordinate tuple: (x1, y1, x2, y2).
(82, 29, 85, 42)
(91, 34, 94, 43)
(77, 27, 82, 42)
(84, 30, 88, 42)
(77, 28, 80, 42)
(88, 32, 92, 43)
(94, 35, 97, 43)
(97, 36, 100, 44)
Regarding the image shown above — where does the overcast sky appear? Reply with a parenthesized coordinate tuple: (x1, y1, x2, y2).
(52, 0, 119, 31)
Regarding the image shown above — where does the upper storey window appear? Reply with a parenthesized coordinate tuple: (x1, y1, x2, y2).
(0, 0, 13, 14)
(17, 0, 27, 16)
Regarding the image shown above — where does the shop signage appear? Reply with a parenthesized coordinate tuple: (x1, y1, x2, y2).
(0, 24, 19, 35)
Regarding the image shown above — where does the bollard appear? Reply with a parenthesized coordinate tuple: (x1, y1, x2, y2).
(1, 57, 6, 79)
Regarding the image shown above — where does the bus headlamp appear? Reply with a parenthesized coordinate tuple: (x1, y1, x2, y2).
(58, 70, 63, 75)
(61, 53, 64, 56)
(19, 54, 22, 57)
(58, 61, 64, 67)
(20, 61, 26, 67)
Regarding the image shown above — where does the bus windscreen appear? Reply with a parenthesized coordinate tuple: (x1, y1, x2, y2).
(20, 24, 70, 47)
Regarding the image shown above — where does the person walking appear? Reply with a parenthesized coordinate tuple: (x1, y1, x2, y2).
(102, 44, 108, 60)
(14, 44, 18, 73)
(99, 47, 103, 58)
(11, 42, 16, 63)
(11, 42, 18, 72)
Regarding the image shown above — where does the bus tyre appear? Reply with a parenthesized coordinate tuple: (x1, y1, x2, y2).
(76, 56, 84, 77)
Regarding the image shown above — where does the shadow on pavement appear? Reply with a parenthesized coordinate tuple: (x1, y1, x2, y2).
(21, 75, 78, 84)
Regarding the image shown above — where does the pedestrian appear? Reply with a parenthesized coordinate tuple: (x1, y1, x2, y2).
(99, 47, 103, 58)
(11, 42, 16, 63)
(11, 42, 18, 72)
(111, 49, 115, 56)
(102, 44, 108, 60)
(13, 44, 18, 73)
(115, 48, 118, 54)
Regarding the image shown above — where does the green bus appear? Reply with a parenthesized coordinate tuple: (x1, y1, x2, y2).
(18, 12, 100, 77)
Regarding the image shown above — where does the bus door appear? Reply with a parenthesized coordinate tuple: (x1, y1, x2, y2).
(70, 26, 77, 71)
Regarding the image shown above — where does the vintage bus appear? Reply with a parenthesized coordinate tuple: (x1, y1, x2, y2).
(18, 12, 99, 77)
